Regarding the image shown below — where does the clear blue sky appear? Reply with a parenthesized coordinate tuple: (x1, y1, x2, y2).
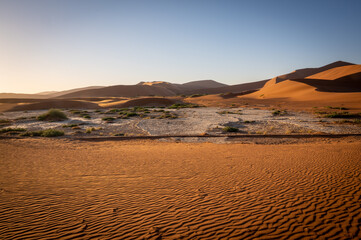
(1, 0, 361, 93)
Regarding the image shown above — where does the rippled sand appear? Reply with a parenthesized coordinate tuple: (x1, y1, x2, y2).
(1, 138, 360, 239)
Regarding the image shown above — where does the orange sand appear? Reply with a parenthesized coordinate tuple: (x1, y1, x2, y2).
(1, 138, 360, 239)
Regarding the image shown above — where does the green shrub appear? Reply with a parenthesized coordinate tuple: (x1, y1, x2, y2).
(223, 126, 239, 132)
(272, 110, 287, 116)
(168, 103, 200, 109)
(62, 124, 78, 128)
(102, 117, 116, 121)
(0, 127, 26, 134)
(37, 109, 68, 121)
(126, 112, 138, 117)
(20, 129, 64, 137)
(323, 112, 361, 118)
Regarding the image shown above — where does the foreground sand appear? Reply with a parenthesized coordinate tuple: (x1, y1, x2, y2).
(1, 138, 361, 239)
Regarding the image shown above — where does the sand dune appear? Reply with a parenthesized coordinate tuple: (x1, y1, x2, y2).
(272, 60, 354, 84)
(307, 64, 361, 80)
(0, 138, 360, 239)
(106, 97, 180, 108)
(238, 63, 361, 109)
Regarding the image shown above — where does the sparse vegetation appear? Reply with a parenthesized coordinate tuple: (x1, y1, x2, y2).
(102, 117, 116, 122)
(168, 103, 200, 109)
(334, 119, 361, 124)
(0, 127, 26, 134)
(325, 106, 348, 110)
(222, 126, 239, 132)
(86, 127, 96, 133)
(322, 112, 361, 119)
(62, 124, 79, 128)
(37, 109, 68, 121)
(113, 133, 125, 136)
(218, 110, 242, 115)
(157, 113, 178, 119)
(272, 110, 287, 116)
(20, 129, 64, 137)
(0, 119, 11, 126)
(243, 120, 255, 124)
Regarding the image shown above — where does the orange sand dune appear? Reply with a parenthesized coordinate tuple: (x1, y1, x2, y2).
(0, 138, 360, 239)
(307, 64, 361, 80)
(245, 80, 361, 105)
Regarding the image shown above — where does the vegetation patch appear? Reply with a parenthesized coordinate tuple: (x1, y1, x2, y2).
(20, 129, 64, 137)
(272, 110, 287, 116)
(325, 106, 348, 110)
(157, 113, 178, 119)
(322, 112, 361, 119)
(168, 103, 200, 109)
(37, 109, 68, 121)
(0, 127, 26, 134)
(334, 119, 361, 124)
(222, 126, 239, 132)
(102, 117, 116, 122)
(0, 119, 11, 126)
(62, 124, 79, 128)
(218, 110, 242, 115)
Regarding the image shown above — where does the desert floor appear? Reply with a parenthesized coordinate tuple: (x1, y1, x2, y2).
(1, 137, 360, 239)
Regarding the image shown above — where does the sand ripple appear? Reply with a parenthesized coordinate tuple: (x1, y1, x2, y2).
(0, 139, 360, 239)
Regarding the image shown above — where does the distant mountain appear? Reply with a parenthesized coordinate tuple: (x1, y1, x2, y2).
(54, 80, 231, 98)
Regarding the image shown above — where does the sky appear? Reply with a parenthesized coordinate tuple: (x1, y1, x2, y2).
(1, 0, 361, 93)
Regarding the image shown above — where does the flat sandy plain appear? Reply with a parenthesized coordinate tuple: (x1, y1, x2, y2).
(1, 137, 361, 239)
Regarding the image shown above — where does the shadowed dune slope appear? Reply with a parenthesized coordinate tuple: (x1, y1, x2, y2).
(107, 97, 180, 108)
(272, 61, 354, 84)
(184, 79, 269, 95)
(5, 100, 100, 111)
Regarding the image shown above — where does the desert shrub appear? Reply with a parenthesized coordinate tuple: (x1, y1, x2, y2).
(272, 110, 287, 116)
(41, 129, 64, 137)
(113, 133, 124, 136)
(37, 109, 68, 121)
(82, 114, 91, 119)
(86, 127, 96, 133)
(0, 127, 26, 134)
(20, 129, 64, 137)
(323, 112, 361, 118)
(218, 110, 241, 115)
(62, 124, 78, 128)
(102, 117, 116, 121)
(69, 110, 82, 114)
(126, 112, 138, 117)
(222, 126, 239, 132)
(325, 106, 348, 110)
(168, 103, 199, 109)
